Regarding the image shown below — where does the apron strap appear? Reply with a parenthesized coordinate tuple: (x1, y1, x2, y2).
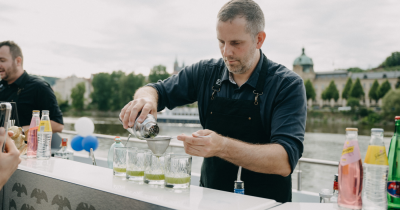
(253, 54, 269, 105)
(211, 64, 225, 100)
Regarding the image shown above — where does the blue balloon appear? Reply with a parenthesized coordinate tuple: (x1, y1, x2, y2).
(82, 135, 98, 152)
(71, 135, 84, 151)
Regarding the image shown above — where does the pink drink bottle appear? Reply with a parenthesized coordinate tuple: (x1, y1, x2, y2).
(27, 110, 40, 158)
(338, 128, 363, 209)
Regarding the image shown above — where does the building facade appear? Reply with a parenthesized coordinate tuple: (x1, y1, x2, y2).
(293, 48, 400, 108)
(52, 75, 92, 105)
(173, 57, 185, 75)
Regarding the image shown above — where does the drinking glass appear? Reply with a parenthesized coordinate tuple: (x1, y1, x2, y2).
(165, 154, 192, 189)
(126, 149, 146, 181)
(144, 153, 165, 185)
(113, 147, 127, 176)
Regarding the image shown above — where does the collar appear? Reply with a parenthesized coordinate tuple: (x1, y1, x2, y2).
(221, 49, 264, 89)
(12, 71, 28, 87)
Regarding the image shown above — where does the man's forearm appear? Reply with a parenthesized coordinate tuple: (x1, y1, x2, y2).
(50, 121, 64, 133)
(218, 138, 292, 177)
(134, 86, 158, 103)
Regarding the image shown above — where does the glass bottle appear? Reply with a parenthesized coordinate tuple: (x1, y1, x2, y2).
(107, 136, 124, 169)
(54, 138, 74, 160)
(331, 174, 338, 203)
(27, 110, 40, 158)
(338, 128, 363, 210)
(387, 117, 400, 209)
(36, 110, 52, 160)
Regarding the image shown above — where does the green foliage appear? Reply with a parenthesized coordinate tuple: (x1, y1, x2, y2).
(342, 78, 353, 99)
(54, 91, 69, 113)
(382, 89, 400, 118)
(91, 73, 112, 111)
(71, 82, 86, 111)
(381, 52, 400, 68)
(148, 65, 170, 83)
(361, 113, 382, 125)
(368, 80, 380, 103)
(377, 80, 391, 99)
(347, 97, 360, 108)
(349, 78, 364, 99)
(395, 77, 400, 89)
(322, 80, 339, 102)
(304, 79, 316, 101)
(346, 67, 365, 73)
(119, 73, 145, 108)
(109, 71, 126, 111)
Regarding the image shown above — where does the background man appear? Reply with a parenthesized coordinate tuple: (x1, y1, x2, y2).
(120, 0, 306, 202)
(0, 41, 64, 133)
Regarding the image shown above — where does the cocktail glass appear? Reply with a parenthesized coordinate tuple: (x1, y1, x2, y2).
(113, 147, 128, 176)
(126, 149, 146, 181)
(144, 153, 165, 185)
(165, 154, 192, 189)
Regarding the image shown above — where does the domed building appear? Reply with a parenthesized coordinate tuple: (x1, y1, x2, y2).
(291, 48, 400, 108)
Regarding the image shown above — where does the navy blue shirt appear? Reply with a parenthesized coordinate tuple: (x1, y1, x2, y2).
(148, 50, 307, 173)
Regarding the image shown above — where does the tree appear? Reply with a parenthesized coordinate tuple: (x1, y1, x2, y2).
(119, 73, 146, 108)
(342, 78, 353, 99)
(382, 89, 400, 118)
(54, 91, 69, 113)
(377, 80, 391, 99)
(91, 73, 112, 111)
(346, 67, 364, 73)
(349, 78, 364, 99)
(109, 71, 126, 111)
(322, 80, 339, 102)
(368, 80, 380, 103)
(71, 82, 86, 111)
(381, 52, 400, 68)
(304, 79, 316, 101)
(347, 97, 360, 108)
(148, 65, 170, 83)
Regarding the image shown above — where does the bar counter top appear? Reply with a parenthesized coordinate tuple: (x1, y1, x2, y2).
(12, 158, 279, 210)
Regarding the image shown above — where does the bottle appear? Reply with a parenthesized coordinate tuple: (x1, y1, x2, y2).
(387, 116, 400, 209)
(107, 136, 124, 169)
(36, 110, 52, 160)
(388, 116, 400, 154)
(362, 128, 388, 210)
(338, 128, 363, 210)
(54, 138, 74, 160)
(27, 110, 40, 158)
(331, 174, 339, 203)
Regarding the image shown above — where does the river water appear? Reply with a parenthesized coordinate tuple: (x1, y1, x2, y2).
(62, 117, 395, 194)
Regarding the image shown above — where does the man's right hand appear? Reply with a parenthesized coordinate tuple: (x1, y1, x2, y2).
(0, 130, 22, 188)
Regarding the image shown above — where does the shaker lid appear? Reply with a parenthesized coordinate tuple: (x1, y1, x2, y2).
(345, 128, 358, 131)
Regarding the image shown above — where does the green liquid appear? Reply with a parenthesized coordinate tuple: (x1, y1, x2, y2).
(145, 173, 165, 180)
(165, 176, 191, 184)
(127, 170, 144, 176)
(113, 167, 126, 173)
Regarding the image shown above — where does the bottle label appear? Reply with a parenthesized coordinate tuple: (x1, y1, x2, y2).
(340, 140, 361, 166)
(364, 145, 388, 165)
(387, 181, 400, 198)
(38, 121, 52, 132)
(234, 189, 244, 195)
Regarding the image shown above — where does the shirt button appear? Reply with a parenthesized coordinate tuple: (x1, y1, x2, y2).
(249, 117, 251, 120)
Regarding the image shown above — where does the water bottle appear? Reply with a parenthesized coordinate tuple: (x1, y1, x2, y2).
(27, 110, 40, 158)
(107, 136, 124, 169)
(54, 138, 74, 160)
(362, 128, 388, 210)
(36, 110, 52, 160)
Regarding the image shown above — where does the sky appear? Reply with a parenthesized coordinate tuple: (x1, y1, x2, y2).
(1, 0, 399, 78)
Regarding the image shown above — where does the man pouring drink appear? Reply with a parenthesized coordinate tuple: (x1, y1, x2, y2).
(120, 0, 306, 202)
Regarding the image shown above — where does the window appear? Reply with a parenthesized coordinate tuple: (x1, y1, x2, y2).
(383, 74, 387, 78)
(342, 84, 345, 88)
(363, 74, 367, 79)
(363, 83, 366, 88)
(370, 83, 372, 88)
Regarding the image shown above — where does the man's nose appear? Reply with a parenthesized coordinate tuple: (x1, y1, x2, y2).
(222, 43, 233, 58)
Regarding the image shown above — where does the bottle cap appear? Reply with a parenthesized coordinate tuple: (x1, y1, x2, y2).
(61, 138, 68, 147)
(371, 128, 384, 132)
(395, 116, 400, 120)
(33, 110, 40, 113)
(114, 136, 121, 142)
(345, 128, 358, 131)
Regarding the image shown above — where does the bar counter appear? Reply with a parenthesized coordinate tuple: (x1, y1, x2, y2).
(2, 158, 280, 210)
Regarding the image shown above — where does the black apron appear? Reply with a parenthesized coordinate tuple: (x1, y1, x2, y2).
(200, 55, 292, 203)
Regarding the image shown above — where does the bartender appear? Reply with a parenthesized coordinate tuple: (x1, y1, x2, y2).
(0, 41, 64, 132)
(120, 0, 306, 203)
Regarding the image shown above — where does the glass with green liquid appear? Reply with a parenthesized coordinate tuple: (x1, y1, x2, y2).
(165, 154, 192, 189)
(113, 147, 128, 176)
(126, 149, 146, 181)
(144, 153, 165, 185)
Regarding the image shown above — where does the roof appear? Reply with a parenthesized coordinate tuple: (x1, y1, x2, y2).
(315, 71, 348, 79)
(293, 48, 314, 66)
(351, 71, 400, 80)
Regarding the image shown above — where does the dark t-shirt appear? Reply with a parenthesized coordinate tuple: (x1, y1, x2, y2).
(0, 71, 64, 127)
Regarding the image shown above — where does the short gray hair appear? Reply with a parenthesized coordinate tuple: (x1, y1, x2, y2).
(218, 0, 265, 37)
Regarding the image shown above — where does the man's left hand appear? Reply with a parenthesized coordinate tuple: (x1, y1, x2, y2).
(177, 129, 227, 157)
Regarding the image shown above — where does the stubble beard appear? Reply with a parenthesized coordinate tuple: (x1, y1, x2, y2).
(224, 47, 257, 75)
(0, 62, 17, 81)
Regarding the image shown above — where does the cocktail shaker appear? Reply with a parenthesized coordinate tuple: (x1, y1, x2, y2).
(119, 114, 159, 140)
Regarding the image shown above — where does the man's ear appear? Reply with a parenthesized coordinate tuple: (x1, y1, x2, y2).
(15, 56, 23, 67)
(256, 31, 266, 49)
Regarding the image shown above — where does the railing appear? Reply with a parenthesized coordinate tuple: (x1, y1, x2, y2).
(61, 130, 339, 191)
